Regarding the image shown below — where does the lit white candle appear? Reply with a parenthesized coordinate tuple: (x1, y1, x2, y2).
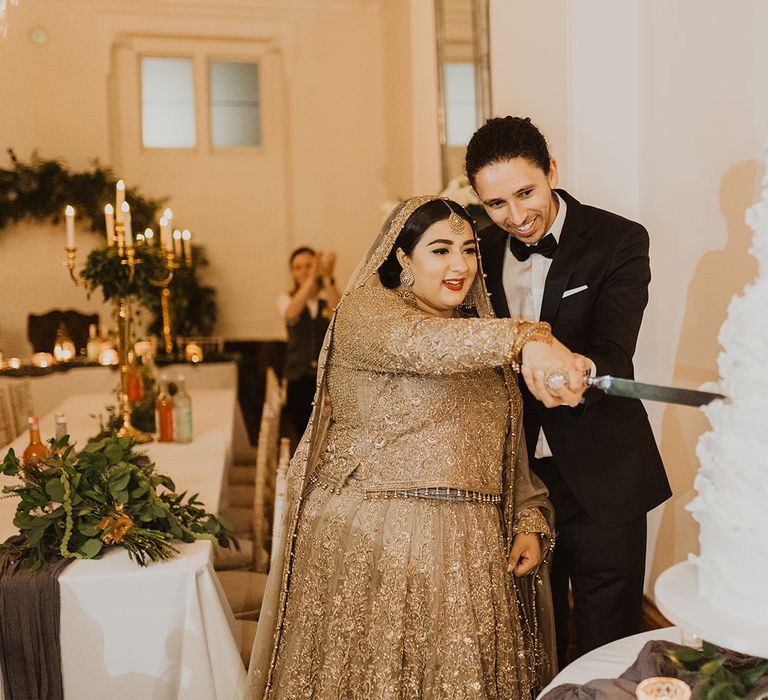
(159, 216, 171, 250)
(116, 180, 126, 223)
(65, 205, 76, 248)
(121, 201, 133, 247)
(173, 229, 182, 257)
(104, 204, 115, 245)
(181, 229, 192, 264)
(144, 227, 154, 244)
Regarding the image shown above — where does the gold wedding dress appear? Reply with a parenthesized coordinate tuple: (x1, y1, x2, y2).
(249, 197, 556, 699)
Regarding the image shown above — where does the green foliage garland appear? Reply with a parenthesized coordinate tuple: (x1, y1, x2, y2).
(0, 149, 163, 234)
(0, 150, 218, 339)
(0, 435, 238, 570)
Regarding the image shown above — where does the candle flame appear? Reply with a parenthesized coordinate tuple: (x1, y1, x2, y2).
(121, 201, 130, 213)
(182, 229, 191, 241)
(105, 203, 114, 214)
(159, 216, 168, 226)
(144, 228, 154, 238)
(173, 229, 182, 240)
(116, 179, 125, 191)
(164, 208, 173, 220)
(65, 205, 75, 216)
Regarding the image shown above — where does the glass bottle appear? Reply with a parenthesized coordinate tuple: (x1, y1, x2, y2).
(155, 374, 174, 442)
(86, 324, 100, 361)
(23, 416, 49, 466)
(173, 374, 193, 443)
(54, 414, 68, 442)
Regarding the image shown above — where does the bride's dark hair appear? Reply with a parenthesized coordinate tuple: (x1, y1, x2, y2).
(378, 199, 475, 288)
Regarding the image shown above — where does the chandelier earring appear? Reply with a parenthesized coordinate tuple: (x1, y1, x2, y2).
(399, 265, 415, 287)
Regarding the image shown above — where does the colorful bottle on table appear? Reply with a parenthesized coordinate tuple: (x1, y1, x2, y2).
(155, 374, 174, 442)
(173, 374, 193, 443)
(23, 416, 49, 466)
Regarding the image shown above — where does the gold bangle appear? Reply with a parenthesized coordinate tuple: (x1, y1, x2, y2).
(511, 321, 552, 371)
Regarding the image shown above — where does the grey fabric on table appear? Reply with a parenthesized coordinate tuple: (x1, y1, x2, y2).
(541, 640, 768, 700)
(0, 547, 73, 700)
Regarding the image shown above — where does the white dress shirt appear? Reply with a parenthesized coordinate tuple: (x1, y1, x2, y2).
(503, 193, 567, 459)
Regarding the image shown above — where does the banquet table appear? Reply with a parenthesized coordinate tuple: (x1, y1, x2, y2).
(0, 389, 248, 699)
(538, 627, 682, 697)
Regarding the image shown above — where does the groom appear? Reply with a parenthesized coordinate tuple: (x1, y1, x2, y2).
(466, 116, 671, 666)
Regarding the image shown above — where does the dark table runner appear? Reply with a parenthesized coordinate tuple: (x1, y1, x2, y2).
(541, 639, 768, 700)
(0, 547, 73, 700)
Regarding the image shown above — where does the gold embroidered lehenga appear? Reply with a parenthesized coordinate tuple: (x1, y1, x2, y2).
(248, 196, 557, 699)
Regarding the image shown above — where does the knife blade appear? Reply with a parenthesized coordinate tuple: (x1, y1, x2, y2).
(585, 375, 726, 407)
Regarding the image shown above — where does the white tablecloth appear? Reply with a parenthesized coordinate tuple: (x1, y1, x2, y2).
(539, 627, 682, 697)
(0, 389, 247, 699)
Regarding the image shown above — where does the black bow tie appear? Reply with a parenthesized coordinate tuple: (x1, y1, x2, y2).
(509, 232, 558, 261)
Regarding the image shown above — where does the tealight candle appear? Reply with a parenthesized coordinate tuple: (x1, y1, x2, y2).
(32, 352, 54, 368)
(65, 205, 76, 248)
(185, 342, 203, 363)
(98, 347, 119, 366)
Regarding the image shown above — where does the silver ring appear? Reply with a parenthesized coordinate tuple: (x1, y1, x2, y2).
(544, 371, 569, 396)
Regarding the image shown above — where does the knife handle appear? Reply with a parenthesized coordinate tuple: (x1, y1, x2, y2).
(585, 374, 612, 392)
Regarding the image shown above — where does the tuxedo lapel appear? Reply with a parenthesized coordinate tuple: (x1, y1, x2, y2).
(540, 190, 588, 324)
(478, 225, 511, 317)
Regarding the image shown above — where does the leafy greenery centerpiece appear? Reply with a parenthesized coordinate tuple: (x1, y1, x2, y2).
(0, 435, 237, 570)
(666, 641, 768, 699)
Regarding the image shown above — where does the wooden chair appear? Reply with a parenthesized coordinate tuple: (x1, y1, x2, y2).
(7, 379, 33, 438)
(0, 385, 15, 447)
(215, 367, 285, 572)
(27, 309, 98, 354)
(217, 437, 291, 621)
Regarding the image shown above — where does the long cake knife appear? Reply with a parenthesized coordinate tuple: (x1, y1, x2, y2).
(585, 375, 726, 407)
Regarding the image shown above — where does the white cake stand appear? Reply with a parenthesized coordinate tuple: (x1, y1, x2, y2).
(655, 561, 768, 659)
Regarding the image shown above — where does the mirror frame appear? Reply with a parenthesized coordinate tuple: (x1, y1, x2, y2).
(434, 0, 493, 187)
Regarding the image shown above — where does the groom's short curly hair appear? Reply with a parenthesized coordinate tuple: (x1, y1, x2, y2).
(465, 116, 552, 187)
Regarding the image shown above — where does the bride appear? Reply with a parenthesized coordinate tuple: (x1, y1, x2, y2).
(249, 195, 587, 698)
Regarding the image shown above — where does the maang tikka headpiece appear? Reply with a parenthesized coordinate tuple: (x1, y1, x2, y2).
(445, 201, 467, 235)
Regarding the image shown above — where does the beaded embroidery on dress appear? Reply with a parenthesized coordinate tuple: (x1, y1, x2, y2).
(248, 196, 557, 699)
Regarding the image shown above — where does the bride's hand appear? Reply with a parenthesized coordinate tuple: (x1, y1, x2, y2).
(507, 532, 542, 577)
(521, 336, 590, 408)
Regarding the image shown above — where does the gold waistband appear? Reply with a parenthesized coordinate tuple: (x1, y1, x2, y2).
(363, 487, 501, 504)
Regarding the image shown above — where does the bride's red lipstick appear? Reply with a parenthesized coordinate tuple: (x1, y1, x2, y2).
(443, 279, 465, 291)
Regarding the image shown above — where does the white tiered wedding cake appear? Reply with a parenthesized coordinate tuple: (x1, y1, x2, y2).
(656, 157, 768, 658)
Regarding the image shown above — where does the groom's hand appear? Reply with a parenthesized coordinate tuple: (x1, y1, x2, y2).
(507, 532, 542, 577)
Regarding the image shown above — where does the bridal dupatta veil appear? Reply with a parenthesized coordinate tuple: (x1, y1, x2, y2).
(248, 195, 557, 697)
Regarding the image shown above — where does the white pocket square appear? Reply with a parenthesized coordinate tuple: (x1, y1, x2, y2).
(562, 284, 588, 299)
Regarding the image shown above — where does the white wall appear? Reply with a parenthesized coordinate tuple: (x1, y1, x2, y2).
(0, 0, 393, 355)
(490, 0, 768, 594)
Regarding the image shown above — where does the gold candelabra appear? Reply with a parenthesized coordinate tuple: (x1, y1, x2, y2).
(64, 218, 155, 444)
(150, 249, 178, 355)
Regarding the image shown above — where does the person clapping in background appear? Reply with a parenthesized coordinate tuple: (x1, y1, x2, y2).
(277, 247, 340, 441)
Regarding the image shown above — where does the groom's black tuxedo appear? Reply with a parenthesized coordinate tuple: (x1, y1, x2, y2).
(479, 189, 670, 525)
(479, 188, 671, 662)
